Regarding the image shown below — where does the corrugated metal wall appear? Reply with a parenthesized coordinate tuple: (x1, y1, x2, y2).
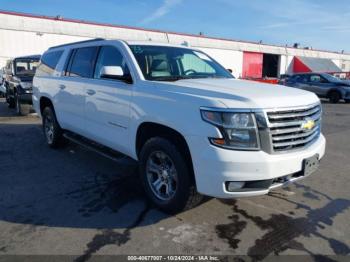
(1, 12, 350, 75)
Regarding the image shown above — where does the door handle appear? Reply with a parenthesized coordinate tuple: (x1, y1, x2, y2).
(59, 84, 66, 90)
(86, 89, 96, 96)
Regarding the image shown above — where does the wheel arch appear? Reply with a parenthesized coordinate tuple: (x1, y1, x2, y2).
(327, 88, 342, 98)
(135, 122, 195, 181)
(39, 96, 54, 115)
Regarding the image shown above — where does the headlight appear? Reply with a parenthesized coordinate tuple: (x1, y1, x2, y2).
(20, 82, 32, 89)
(201, 109, 260, 150)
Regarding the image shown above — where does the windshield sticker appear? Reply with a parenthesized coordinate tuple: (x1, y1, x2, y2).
(131, 46, 144, 54)
(194, 51, 212, 61)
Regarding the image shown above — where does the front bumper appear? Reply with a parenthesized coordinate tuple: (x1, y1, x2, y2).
(18, 92, 33, 105)
(344, 90, 350, 100)
(186, 134, 326, 198)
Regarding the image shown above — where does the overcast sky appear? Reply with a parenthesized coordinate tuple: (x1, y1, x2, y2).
(2, 0, 349, 52)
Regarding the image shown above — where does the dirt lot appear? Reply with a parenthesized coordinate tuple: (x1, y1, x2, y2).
(0, 98, 349, 260)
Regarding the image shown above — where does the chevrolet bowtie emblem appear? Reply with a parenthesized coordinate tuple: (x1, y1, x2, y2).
(301, 118, 315, 131)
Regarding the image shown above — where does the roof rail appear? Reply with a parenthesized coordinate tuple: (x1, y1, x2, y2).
(48, 38, 105, 50)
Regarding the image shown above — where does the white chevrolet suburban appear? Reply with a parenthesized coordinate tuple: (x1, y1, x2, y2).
(33, 39, 326, 213)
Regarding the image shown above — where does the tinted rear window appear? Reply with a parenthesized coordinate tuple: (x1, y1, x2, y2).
(68, 47, 98, 78)
(36, 51, 63, 76)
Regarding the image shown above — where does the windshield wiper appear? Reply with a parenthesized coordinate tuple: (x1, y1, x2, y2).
(151, 75, 231, 82)
(151, 76, 192, 82)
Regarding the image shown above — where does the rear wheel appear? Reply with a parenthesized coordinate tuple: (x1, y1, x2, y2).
(42, 106, 64, 148)
(139, 137, 202, 213)
(328, 91, 341, 103)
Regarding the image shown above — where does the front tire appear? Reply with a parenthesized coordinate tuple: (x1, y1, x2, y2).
(7, 91, 15, 108)
(329, 91, 341, 103)
(15, 93, 23, 115)
(139, 137, 202, 213)
(42, 106, 64, 148)
(4, 84, 10, 104)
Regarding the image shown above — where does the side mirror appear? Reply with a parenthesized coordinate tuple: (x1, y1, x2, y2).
(100, 66, 132, 84)
(227, 68, 233, 73)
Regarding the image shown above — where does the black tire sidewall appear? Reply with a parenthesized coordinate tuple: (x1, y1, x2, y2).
(5, 89, 9, 103)
(42, 107, 62, 148)
(329, 91, 340, 103)
(139, 137, 193, 213)
(15, 93, 22, 115)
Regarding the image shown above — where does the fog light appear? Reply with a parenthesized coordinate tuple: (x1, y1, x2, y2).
(227, 182, 245, 191)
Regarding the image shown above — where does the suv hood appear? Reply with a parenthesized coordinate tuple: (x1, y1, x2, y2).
(340, 80, 350, 86)
(164, 78, 319, 109)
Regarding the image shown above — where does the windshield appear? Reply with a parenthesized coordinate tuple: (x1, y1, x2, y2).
(129, 45, 233, 81)
(14, 59, 40, 76)
(322, 73, 342, 83)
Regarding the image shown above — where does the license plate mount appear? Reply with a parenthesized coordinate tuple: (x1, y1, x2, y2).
(302, 154, 319, 176)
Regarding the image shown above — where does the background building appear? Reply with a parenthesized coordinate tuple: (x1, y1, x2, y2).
(1, 10, 350, 79)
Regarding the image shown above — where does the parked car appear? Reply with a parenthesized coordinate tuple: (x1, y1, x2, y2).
(3, 55, 40, 114)
(33, 39, 326, 213)
(278, 74, 291, 85)
(342, 79, 350, 85)
(0, 67, 6, 96)
(284, 73, 350, 103)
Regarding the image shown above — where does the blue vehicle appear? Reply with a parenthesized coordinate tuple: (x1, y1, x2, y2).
(285, 73, 350, 103)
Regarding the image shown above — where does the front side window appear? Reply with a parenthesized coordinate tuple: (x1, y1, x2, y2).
(68, 47, 98, 78)
(129, 45, 233, 81)
(94, 46, 129, 79)
(14, 59, 39, 76)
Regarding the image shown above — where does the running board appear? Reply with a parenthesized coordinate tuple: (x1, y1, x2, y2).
(63, 132, 137, 166)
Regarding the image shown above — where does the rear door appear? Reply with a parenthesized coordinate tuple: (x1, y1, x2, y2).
(84, 45, 133, 155)
(55, 46, 98, 135)
(294, 74, 311, 91)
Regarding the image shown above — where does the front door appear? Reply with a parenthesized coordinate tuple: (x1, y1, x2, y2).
(308, 74, 333, 97)
(84, 45, 132, 155)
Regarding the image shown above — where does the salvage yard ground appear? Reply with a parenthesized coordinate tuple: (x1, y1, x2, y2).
(0, 98, 349, 260)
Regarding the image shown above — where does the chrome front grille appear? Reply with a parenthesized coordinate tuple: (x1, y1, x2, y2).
(266, 104, 322, 152)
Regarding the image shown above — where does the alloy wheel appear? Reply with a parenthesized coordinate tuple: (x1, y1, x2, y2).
(44, 114, 54, 144)
(146, 151, 178, 201)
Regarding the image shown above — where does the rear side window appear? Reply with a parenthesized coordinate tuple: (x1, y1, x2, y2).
(310, 75, 321, 83)
(293, 75, 309, 83)
(68, 47, 98, 78)
(36, 51, 63, 76)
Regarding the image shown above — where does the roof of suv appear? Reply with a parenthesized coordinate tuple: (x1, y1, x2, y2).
(126, 40, 193, 49)
(48, 38, 195, 51)
(14, 55, 41, 60)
